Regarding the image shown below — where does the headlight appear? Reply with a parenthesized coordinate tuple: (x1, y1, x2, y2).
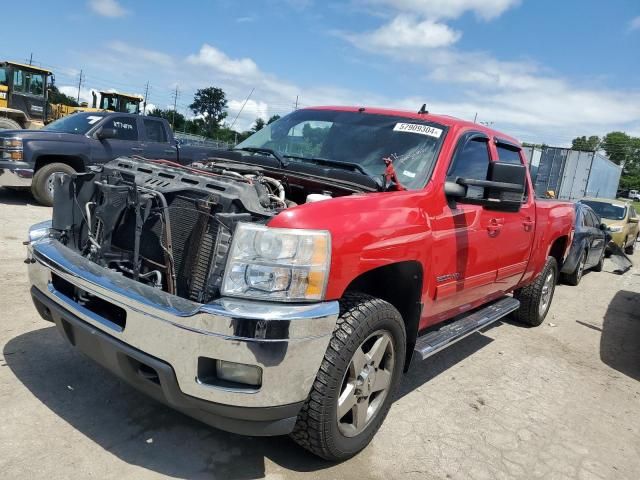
(608, 225, 623, 232)
(222, 223, 330, 301)
(1, 137, 23, 161)
(28, 220, 52, 243)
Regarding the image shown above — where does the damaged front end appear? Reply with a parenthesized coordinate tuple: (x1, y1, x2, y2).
(50, 157, 286, 303)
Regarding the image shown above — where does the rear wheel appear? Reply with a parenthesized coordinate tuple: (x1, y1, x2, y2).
(563, 250, 586, 286)
(625, 235, 636, 255)
(31, 162, 76, 206)
(0, 118, 22, 130)
(593, 248, 605, 272)
(290, 293, 406, 461)
(513, 257, 558, 327)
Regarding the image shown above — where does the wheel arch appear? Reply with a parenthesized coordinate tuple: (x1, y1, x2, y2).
(34, 155, 85, 173)
(547, 235, 569, 270)
(343, 260, 423, 371)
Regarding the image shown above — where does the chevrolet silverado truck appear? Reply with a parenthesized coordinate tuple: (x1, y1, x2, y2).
(0, 111, 218, 206)
(25, 107, 574, 461)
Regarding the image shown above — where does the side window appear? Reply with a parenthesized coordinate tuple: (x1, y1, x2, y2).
(589, 211, 601, 227)
(143, 119, 168, 143)
(580, 211, 590, 227)
(448, 136, 491, 199)
(496, 144, 523, 164)
(103, 116, 138, 141)
(630, 207, 637, 219)
(25, 73, 44, 96)
(13, 70, 24, 92)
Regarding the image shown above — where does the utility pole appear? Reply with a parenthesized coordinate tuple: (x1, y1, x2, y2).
(171, 85, 179, 129)
(295, 95, 299, 110)
(28, 53, 33, 65)
(143, 81, 150, 115)
(76, 69, 84, 103)
(473, 112, 478, 123)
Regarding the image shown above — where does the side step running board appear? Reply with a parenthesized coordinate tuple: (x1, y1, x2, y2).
(414, 297, 520, 361)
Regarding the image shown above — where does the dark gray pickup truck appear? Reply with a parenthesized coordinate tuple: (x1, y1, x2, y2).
(0, 112, 218, 205)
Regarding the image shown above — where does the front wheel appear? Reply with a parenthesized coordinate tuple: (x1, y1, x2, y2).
(290, 293, 406, 461)
(513, 256, 558, 326)
(31, 162, 76, 206)
(562, 250, 586, 286)
(625, 235, 637, 255)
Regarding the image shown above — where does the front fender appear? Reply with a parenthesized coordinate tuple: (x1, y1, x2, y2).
(267, 190, 432, 300)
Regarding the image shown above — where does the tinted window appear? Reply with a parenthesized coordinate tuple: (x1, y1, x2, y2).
(103, 116, 138, 141)
(143, 119, 168, 143)
(448, 137, 490, 199)
(496, 144, 522, 164)
(25, 72, 44, 96)
(589, 211, 601, 227)
(581, 209, 595, 227)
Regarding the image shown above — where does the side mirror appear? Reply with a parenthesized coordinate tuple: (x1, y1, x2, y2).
(629, 217, 639, 224)
(452, 162, 526, 212)
(599, 223, 609, 231)
(97, 127, 117, 140)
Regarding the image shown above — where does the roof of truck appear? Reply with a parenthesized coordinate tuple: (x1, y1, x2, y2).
(2, 61, 52, 74)
(303, 106, 521, 146)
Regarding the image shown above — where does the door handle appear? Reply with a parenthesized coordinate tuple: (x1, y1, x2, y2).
(522, 217, 534, 231)
(487, 218, 503, 234)
(131, 147, 143, 152)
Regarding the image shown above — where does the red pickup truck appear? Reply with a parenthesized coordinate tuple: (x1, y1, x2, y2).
(26, 106, 574, 461)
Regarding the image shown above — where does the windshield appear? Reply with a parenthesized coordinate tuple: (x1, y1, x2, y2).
(581, 201, 627, 221)
(235, 109, 446, 189)
(43, 113, 106, 134)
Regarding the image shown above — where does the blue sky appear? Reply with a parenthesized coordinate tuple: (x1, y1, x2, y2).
(3, 0, 639, 144)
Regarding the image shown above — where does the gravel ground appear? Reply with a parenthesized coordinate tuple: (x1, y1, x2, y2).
(1, 187, 639, 480)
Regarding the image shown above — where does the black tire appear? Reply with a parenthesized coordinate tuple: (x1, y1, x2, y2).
(562, 250, 586, 286)
(513, 256, 558, 327)
(625, 235, 636, 255)
(0, 118, 22, 130)
(31, 162, 76, 206)
(290, 293, 406, 461)
(592, 248, 605, 272)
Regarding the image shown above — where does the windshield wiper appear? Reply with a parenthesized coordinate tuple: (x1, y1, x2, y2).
(233, 147, 286, 168)
(283, 155, 370, 176)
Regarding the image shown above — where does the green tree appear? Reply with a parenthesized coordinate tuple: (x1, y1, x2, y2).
(48, 85, 79, 107)
(601, 132, 640, 167)
(189, 87, 228, 136)
(267, 114, 281, 125)
(571, 135, 600, 152)
(149, 108, 186, 132)
(251, 118, 266, 132)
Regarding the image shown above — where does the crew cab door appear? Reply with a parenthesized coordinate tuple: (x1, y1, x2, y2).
(491, 141, 535, 291)
(90, 115, 143, 165)
(430, 133, 502, 319)
(139, 118, 178, 161)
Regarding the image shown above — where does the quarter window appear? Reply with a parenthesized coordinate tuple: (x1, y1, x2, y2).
(102, 116, 138, 141)
(13, 70, 23, 92)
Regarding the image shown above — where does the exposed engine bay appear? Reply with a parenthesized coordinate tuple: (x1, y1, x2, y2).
(51, 157, 357, 303)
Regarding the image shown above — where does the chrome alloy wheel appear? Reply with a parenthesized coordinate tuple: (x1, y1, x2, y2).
(337, 330, 395, 437)
(539, 270, 555, 316)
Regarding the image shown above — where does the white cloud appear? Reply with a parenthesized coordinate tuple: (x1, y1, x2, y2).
(187, 44, 260, 78)
(108, 41, 172, 67)
(227, 99, 270, 131)
(363, 0, 520, 20)
(88, 0, 127, 18)
(629, 16, 640, 31)
(346, 15, 461, 50)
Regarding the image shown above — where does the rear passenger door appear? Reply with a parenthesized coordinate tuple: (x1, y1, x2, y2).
(491, 140, 536, 292)
(91, 115, 143, 165)
(140, 118, 178, 161)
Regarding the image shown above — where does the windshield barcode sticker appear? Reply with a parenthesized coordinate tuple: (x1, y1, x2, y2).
(393, 123, 442, 138)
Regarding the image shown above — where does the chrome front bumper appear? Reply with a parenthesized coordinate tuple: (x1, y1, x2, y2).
(27, 238, 339, 413)
(0, 162, 33, 187)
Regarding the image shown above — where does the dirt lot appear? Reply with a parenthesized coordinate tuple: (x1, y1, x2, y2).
(1, 188, 639, 480)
